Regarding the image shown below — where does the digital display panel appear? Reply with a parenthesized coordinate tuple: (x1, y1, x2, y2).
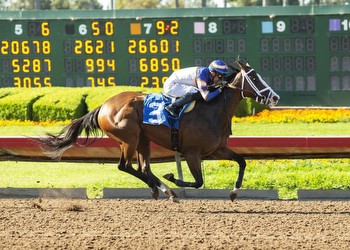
(0, 6, 350, 106)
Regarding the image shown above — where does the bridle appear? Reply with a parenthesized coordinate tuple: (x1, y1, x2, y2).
(238, 68, 277, 106)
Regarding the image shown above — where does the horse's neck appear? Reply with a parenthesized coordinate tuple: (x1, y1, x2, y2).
(222, 88, 243, 118)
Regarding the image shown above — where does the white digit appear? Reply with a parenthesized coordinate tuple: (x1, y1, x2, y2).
(148, 102, 165, 124)
(144, 23, 152, 34)
(14, 24, 23, 35)
(341, 19, 349, 31)
(208, 22, 217, 33)
(276, 21, 286, 32)
(78, 24, 87, 35)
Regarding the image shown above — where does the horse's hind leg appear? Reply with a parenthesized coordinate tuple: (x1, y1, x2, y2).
(136, 151, 159, 200)
(117, 143, 155, 192)
(136, 136, 178, 201)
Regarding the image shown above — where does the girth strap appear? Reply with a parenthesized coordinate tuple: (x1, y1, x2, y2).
(171, 127, 179, 151)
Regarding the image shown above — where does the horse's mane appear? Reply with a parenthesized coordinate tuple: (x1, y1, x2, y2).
(224, 58, 248, 83)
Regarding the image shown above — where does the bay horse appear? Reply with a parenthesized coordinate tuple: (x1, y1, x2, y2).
(37, 59, 279, 201)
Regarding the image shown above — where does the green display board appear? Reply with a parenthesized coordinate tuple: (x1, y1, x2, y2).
(1, 6, 350, 106)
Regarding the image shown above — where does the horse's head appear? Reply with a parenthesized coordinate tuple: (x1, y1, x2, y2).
(225, 60, 280, 107)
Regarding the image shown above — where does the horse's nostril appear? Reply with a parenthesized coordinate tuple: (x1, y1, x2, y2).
(273, 95, 280, 102)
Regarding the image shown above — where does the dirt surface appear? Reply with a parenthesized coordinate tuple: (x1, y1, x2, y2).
(0, 198, 349, 249)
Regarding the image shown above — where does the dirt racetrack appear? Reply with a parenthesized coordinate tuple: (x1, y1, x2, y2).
(0, 198, 349, 249)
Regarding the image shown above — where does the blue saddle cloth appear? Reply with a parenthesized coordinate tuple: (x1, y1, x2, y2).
(143, 93, 187, 129)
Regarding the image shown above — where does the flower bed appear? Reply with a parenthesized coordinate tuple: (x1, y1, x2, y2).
(232, 109, 350, 123)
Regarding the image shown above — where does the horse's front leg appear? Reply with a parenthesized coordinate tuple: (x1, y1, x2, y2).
(211, 147, 246, 201)
(163, 154, 204, 188)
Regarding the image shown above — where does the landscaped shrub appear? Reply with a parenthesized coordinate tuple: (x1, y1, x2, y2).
(84, 86, 148, 111)
(0, 86, 260, 122)
(0, 88, 52, 121)
(235, 98, 269, 117)
(32, 88, 88, 121)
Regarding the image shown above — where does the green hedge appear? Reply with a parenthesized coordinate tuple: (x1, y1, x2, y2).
(0, 88, 53, 121)
(235, 98, 269, 117)
(0, 87, 267, 121)
(84, 86, 150, 111)
(32, 88, 88, 121)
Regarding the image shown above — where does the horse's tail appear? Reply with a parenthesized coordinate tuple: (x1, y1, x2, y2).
(36, 106, 102, 159)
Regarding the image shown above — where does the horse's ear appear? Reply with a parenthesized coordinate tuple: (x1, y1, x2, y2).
(236, 60, 245, 69)
(246, 61, 251, 67)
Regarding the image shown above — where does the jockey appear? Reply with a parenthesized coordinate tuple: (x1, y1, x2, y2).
(164, 59, 230, 117)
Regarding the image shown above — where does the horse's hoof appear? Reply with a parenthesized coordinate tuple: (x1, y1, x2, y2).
(230, 190, 238, 202)
(163, 173, 175, 182)
(151, 187, 159, 200)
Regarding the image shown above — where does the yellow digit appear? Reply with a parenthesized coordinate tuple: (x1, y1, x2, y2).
(139, 40, 147, 54)
(107, 59, 116, 71)
(86, 59, 94, 72)
(11, 41, 20, 55)
(161, 58, 169, 72)
(139, 58, 148, 72)
(23, 77, 31, 88)
(108, 77, 116, 86)
(92, 22, 100, 36)
(160, 40, 169, 53)
(23, 59, 30, 73)
(170, 20, 179, 35)
(141, 76, 149, 88)
(75, 40, 83, 54)
(12, 59, 20, 73)
(22, 41, 30, 54)
(156, 21, 164, 35)
(172, 58, 180, 71)
(88, 76, 95, 87)
(105, 22, 114, 35)
(161, 76, 168, 86)
(33, 41, 40, 53)
(128, 40, 136, 54)
(175, 40, 180, 52)
(1, 41, 9, 54)
(41, 22, 50, 36)
(149, 39, 158, 53)
(44, 77, 52, 87)
(42, 41, 50, 54)
(85, 40, 93, 54)
(33, 59, 41, 73)
(109, 40, 115, 53)
(152, 76, 159, 89)
(150, 58, 158, 72)
(97, 78, 105, 87)
(14, 77, 21, 88)
(34, 77, 41, 87)
(44, 59, 51, 72)
(22, 59, 30, 73)
(96, 40, 103, 54)
(97, 59, 104, 72)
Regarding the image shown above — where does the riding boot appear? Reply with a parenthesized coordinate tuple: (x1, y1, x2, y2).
(165, 92, 202, 117)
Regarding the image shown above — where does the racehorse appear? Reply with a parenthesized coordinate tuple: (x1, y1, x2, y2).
(37, 59, 279, 202)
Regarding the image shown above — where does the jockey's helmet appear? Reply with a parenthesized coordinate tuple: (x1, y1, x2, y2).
(209, 60, 229, 75)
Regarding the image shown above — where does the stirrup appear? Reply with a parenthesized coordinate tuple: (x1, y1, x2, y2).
(165, 105, 179, 117)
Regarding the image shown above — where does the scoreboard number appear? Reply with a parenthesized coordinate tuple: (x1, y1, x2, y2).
(0, 6, 349, 106)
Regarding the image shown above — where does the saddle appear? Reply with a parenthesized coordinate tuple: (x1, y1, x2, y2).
(143, 93, 197, 151)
